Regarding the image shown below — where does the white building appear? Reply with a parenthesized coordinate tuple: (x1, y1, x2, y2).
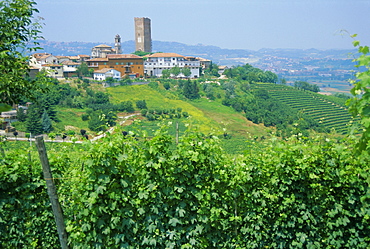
(62, 61, 80, 72)
(144, 53, 200, 78)
(29, 53, 59, 69)
(41, 64, 64, 78)
(93, 68, 121, 81)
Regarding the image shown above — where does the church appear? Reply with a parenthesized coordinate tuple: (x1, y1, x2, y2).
(90, 34, 122, 58)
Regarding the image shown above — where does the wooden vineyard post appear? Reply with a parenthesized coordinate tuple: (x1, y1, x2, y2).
(35, 135, 69, 249)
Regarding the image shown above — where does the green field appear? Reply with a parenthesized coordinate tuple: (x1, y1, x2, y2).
(107, 84, 264, 136)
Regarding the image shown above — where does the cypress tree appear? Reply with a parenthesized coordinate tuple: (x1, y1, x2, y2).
(41, 110, 52, 133)
(16, 107, 27, 122)
(25, 105, 43, 135)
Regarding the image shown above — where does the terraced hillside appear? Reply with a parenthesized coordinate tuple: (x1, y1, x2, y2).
(253, 83, 354, 134)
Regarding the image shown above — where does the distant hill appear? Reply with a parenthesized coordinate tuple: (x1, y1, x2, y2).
(35, 40, 356, 67)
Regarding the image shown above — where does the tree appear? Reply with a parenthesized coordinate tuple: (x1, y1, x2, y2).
(263, 71, 278, 83)
(205, 63, 220, 77)
(162, 69, 171, 79)
(181, 67, 191, 78)
(41, 110, 52, 133)
(25, 104, 43, 135)
(170, 66, 181, 78)
(88, 114, 106, 132)
(0, 0, 44, 105)
(76, 62, 92, 77)
(132, 51, 151, 57)
(88, 110, 116, 132)
(16, 107, 27, 122)
(294, 81, 320, 92)
(136, 100, 147, 110)
(37, 95, 58, 122)
(163, 82, 171, 90)
(105, 77, 115, 83)
(183, 80, 199, 99)
(117, 101, 134, 112)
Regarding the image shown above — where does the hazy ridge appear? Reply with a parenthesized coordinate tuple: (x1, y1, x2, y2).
(36, 40, 356, 67)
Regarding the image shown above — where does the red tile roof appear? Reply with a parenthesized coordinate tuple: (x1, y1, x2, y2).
(33, 53, 52, 59)
(68, 56, 79, 60)
(94, 68, 118, 73)
(62, 61, 80, 65)
(147, 52, 184, 58)
(86, 58, 109, 62)
(94, 44, 112, 48)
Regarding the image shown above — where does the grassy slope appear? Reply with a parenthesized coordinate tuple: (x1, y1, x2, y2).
(54, 108, 90, 132)
(190, 98, 269, 137)
(108, 85, 216, 134)
(107, 84, 268, 137)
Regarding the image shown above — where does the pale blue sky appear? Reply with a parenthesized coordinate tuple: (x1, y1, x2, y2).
(36, 0, 369, 50)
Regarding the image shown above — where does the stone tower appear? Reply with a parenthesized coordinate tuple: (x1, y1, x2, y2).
(134, 17, 152, 53)
(115, 34, 122, 54)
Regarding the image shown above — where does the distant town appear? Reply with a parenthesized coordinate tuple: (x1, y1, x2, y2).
(29, 17, 357, 94)
(29, 17, 210, 82)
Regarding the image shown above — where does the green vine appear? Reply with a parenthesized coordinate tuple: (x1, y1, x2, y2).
(347, 34, 370, 154)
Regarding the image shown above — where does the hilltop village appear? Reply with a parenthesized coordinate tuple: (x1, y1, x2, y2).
(28, 17, 213, 81)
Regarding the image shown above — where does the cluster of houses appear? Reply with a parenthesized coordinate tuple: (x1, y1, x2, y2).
(2, 40, 218, 131)
(28, 43, 212, 81)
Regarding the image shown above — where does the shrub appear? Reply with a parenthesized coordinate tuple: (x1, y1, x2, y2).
(81, 114, 89, 121)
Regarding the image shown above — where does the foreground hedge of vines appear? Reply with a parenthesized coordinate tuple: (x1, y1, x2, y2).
(1, 128, 369, 248)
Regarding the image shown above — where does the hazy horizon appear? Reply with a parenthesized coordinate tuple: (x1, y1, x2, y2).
(38, 39, 359, 53)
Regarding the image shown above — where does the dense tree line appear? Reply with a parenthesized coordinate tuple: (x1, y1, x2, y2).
(203, 62, 220, 77)
(223, 64, 278, 83)
(294, 81, 320, 92)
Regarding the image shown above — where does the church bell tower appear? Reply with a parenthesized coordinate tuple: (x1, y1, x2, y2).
(115, 34, 122, 54)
